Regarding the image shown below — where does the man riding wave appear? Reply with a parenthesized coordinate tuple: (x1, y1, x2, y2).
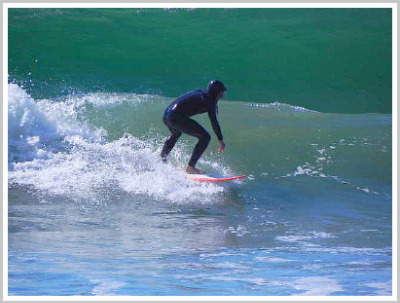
(161, 80, 227, 174)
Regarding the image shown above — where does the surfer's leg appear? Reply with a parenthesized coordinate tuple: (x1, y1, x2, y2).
(189, 131, 210, 167)
(178, 118, 211, 168)
(161, 117, 182, 161)
(161, 130, 181, 161)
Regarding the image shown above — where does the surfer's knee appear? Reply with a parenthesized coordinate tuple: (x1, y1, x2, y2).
(169, 131, 181, 141)
(200, 132, 211, 145)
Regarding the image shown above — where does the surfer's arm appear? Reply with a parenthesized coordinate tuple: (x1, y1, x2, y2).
(208, 108, 223, 142)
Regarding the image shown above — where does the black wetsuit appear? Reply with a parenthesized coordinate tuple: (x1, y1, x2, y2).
(161, 89, 223, 167)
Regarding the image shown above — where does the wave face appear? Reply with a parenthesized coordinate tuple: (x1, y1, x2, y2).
(8, 8, 392, 113)
(8, 83, 392, 203)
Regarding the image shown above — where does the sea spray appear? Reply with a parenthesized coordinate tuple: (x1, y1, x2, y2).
(8, 84, 225, 204)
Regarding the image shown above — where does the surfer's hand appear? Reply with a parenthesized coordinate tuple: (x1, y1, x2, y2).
(218, 140, 225, 152)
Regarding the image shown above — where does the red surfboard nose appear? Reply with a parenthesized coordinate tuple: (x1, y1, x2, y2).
(186, 174, 246, 182)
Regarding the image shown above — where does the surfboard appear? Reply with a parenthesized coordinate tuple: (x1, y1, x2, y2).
(186, 173, 246, 182)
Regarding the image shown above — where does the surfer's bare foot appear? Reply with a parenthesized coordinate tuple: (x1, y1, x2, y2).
(185, 166, 205, 174)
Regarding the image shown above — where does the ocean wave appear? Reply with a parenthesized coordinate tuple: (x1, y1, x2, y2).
(7, 83, 391, 204)
(8, 84, 227, 204)
(8, 83, 105, 164)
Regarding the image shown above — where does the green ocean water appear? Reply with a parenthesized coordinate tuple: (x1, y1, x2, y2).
(8, 8, 392, 113)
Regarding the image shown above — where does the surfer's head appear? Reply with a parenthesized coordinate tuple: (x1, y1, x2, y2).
(206, 80, 227, 100)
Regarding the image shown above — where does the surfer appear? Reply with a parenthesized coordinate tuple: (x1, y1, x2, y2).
(161, 80, 227, 174)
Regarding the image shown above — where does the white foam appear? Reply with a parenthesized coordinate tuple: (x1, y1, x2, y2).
(63, 91, 166, 108)
(91, 279, 126, 296)
(276, 231, 336, 243)
(10, 134, 224, 204)
(8, 84, 104, 164)
(247, 102, 318, 113)
(224, 225, 249, 237)
(301, 264, 323, 270)
(293, 276, 344, 296)
(254, 257, 293, 263)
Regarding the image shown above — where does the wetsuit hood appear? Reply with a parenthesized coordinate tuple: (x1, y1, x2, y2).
(206, 80, 227, 99)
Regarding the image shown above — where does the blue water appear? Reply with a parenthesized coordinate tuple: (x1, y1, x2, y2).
(7, 7, 393, 297)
